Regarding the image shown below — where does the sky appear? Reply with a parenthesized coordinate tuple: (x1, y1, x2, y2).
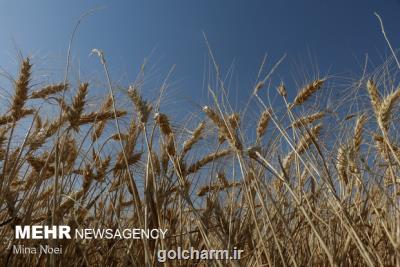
(0, 0, 399, 116)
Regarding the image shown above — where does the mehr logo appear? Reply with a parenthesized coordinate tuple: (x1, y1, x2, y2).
(15, 226, 71, 239)
(14, 225, 169, 240)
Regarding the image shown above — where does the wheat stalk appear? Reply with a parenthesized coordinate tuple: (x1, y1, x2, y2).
(11, 58, 31, 120)
(30, 83, 68, 99)
(291, 111, 325, 129)
(367, 79, 381, 115)
(292, 79, 325, 107)
(256, 108, 271, 142)
(378, 88, 400, 132)
(68, 82, 89, 130)
(353, 114, 367, 152)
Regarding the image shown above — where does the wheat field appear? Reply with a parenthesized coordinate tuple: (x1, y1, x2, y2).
(0, 50, 399, 267)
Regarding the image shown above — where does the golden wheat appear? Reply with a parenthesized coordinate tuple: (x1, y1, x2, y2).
(1, 54, 400, 267)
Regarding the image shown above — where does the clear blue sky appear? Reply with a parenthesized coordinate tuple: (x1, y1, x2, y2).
(0, 0, 399, 114)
